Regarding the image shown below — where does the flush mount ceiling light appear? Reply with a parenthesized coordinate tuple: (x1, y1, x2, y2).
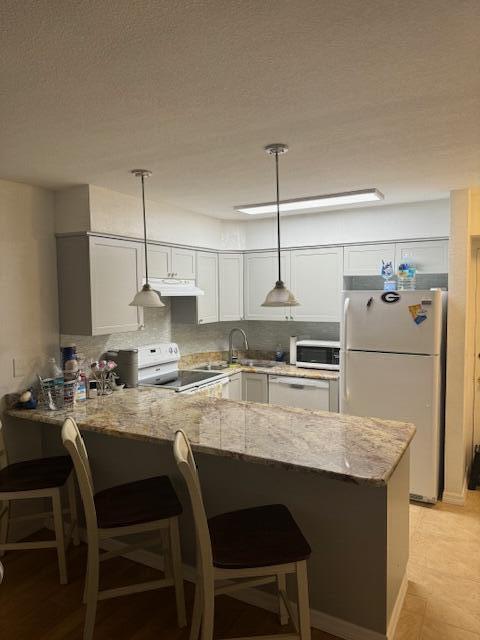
(235, 188, 384, 215)
(261, 143, 299, 308)
(129, 169, 165, 308)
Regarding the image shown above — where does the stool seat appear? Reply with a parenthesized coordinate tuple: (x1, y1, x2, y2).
(208, 504, 311, 570)
(94, 475, 182, 529)
(0, 456, 72, 493)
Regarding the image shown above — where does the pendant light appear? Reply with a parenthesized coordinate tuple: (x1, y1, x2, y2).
(261, 144, 299, 307)
(129, 169, 165, 308)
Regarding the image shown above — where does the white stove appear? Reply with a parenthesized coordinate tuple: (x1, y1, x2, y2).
(136, 343, 226, 393)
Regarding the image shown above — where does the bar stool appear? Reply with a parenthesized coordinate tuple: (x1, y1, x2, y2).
(61, 417, 186, 640)
(0, 419, 79, 584)
(173, 430, 312, 640)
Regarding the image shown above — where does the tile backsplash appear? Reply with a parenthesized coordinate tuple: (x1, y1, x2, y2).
(61, 299, 339, 363)
(61, 274, 446, 363)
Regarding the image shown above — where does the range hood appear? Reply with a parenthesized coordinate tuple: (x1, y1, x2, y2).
(147, 278, 205, 297)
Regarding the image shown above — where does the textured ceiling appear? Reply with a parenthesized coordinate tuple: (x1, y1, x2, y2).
(1, 0, 479, 219)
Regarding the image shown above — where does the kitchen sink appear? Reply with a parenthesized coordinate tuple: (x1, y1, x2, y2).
(237, 359, 277, 368)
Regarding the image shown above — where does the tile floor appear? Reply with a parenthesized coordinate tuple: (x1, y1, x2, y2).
(395, 490, 480, 639)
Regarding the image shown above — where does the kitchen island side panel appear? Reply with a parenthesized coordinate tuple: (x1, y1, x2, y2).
(36, 422, 395, 635)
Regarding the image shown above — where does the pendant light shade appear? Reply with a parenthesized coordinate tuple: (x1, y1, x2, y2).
(261, 144, 299, 308)
(129, 169, 165, 308)
(130, 283, 164, 308)
(262, 280, 299, 307)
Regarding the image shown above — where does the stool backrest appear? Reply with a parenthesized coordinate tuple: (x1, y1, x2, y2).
(173, 430, 213, 578)
(61, 417, 98, 539)
(0, 421, 7, 471)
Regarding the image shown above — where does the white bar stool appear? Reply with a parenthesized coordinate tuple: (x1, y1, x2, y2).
(173, 429, 312, 640)
(0, 419, 79, 584)
(62, 417, 186, 640)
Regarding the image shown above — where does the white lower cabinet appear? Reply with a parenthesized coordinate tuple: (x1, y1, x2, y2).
(395, 240, 448, 273)
(290, 247, 343, 321)
(242, 372, 268, 403)
(222, 373, 242, 400)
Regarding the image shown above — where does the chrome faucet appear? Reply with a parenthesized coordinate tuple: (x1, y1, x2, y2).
(228, 328, 249, 364)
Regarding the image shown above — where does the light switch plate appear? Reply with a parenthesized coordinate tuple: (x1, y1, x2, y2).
(13, 357, 29, 378)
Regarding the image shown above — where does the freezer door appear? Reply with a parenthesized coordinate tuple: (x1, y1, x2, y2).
(340, 350, 441, 502)
(341, 289, 443, 355)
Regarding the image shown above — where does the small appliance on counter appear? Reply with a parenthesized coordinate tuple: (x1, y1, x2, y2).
(113, 343, 227, 394)
(290, 338, 340, 370)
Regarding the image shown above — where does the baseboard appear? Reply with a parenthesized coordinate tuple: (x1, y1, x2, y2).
(386, 572, 408, 640)
(90, 532, 390, 640)
(442, 475, 467, 505)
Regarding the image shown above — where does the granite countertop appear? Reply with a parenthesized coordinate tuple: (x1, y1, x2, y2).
(187, 361, 340, 381)
(7, 387, 414, 486)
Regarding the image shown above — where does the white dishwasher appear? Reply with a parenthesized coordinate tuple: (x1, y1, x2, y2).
(268, 376, 333, 411)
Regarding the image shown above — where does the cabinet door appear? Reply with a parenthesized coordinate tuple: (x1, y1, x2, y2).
(196, 252, 219, 324)
(344, 243, 395, 276)
(242, 372, 268, 403)
(395, 240, 448, 274)
(223, 373, 242, 400)
(90, 237, 143, 335)
(290, 247, 343, 322)
(244, 252, 291, 321)
(147, 244, 171, 278)
(171, 247, 196, 279)
(219, 253, 244, 321)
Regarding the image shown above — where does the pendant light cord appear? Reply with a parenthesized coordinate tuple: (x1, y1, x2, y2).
(141, 173, 149, 285)
(275, 150, 282, 284)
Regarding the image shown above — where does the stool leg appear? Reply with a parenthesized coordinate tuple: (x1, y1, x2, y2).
(190, 580, 203, 640)
(160, 528, 172, 578)
(67, 474, 80, 546)
(201, 577, 214, 640)
(52, 490, 68, 584)
(169, 518, 187, 628)
(277, 573, 288, 625)
(0, 500, 10, 557)
(295, 561, 311, 640)
(84, 544, 99, 640)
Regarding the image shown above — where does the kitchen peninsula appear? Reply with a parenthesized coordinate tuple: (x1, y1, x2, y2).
(8, 388, 414, 640)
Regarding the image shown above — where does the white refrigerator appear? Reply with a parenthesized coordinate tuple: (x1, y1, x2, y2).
(340, 289, 446, 503)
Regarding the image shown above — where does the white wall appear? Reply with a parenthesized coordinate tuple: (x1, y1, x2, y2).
(0, 179, 59, 538)
(88, 185, 246, 250)
(444, 188, 480, 503)
(0, 179, 59, 398)
(244, 199, 450, 250)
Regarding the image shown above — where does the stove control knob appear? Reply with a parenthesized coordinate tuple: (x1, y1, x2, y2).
(169, 347, 173, 353)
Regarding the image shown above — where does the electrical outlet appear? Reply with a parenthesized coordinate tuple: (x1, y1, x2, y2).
(13, 357, 29, 378)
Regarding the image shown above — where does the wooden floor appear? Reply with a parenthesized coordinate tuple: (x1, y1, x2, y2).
(0, 530, 336, 640)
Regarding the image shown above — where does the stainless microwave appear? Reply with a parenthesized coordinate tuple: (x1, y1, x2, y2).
(292, 339, 340, 370)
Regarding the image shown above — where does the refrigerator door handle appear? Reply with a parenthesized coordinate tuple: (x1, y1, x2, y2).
(342, 296, 350, 403)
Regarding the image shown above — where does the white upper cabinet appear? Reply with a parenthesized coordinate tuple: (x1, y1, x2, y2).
(147, 245, 196, 279)
(290, 247, 343, 322)
(196, 251, 219, 324)
(57, 235, 144, 336)
(244, 251, 291, 321)
(219, 253, 244, 321)
(171, 247, 196, 279)
(395, 240, 448, 274)
(147, 244, 170, 278)
(343, 243, 395, 276)
(90, 237, 144, 335)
